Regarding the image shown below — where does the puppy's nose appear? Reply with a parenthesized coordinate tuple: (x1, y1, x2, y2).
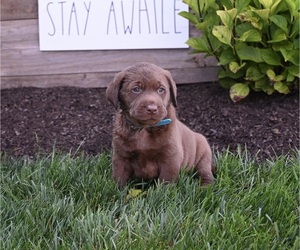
(146, 103, 158, 114)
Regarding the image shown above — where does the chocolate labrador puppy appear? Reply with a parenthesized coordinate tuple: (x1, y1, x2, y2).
(106, 62, 215, 187)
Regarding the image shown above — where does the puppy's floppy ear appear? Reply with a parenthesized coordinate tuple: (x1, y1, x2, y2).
(106, 71, 125, 110)
(164, 70, 178, 107)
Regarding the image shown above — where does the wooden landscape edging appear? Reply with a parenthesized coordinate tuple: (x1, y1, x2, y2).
(0, 0, 219, 89)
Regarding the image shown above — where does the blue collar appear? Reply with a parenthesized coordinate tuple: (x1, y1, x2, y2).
(126, 117, 172, 130)
(151, 118, 172, 127)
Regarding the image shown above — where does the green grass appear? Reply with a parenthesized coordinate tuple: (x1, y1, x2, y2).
(1, 149, 299, 250)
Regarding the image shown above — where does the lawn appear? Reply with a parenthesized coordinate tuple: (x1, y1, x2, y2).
(1, 149, 299, 249)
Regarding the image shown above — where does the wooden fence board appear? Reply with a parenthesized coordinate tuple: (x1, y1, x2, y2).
(1, 66, 218, 89)
(1, 9, 219, 89)
(1, 72, 114, 89)
(2, 45, 217, 76)
(1, 0, 38, 21)
(1, 20, 218, 75)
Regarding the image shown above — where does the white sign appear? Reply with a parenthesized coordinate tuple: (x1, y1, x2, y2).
(38, 0, 189, 50)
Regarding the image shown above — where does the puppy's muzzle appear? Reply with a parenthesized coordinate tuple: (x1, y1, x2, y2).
(130, 98, 167, 124)
(146, 103, 158, 115)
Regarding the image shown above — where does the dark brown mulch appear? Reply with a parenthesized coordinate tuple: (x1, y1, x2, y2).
(1, 82, 299, 160)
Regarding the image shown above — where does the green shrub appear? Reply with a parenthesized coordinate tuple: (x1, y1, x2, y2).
(180, 0, 299, 101)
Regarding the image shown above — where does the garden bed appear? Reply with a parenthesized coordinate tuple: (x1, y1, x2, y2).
(1, 82, 299, 159)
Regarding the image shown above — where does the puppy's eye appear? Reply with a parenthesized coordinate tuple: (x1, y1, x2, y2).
(157, 87, 165, 95)
(132, 86, 142, 94)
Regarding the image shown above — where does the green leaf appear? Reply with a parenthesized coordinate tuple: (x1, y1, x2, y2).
(280, 49, 294, 62)
(251, 8, 270, 22)
(216, 8, 237, 27)
(286, 73, 295, 82)
(182, 0, 200, 14)
(196, 21, 209, 32)
(266, 69, 276, 81)
(237, 11, 264, 29)
(219, 49, 237, 65)
(126, 189, 147, 201)
(268, 29, 287, 43)
(259, 0, 273, 9)
(230, 83, 250, 102)
(258, 0, 281, 14)
(212, 26, 233, 46)
(229, 62, 246, 73)
(269, 15, 288, 32)
(266, 69, 285, 82)
(272, 41, 294, 51)
(290, 19, 300, 39)
(245, 66, 265, 81)
(286, 0, 299, 19)
(270, 0, 282, 15)
(258, 63, 273, 74)
(255, 78, 275, 94)
(261, 49, 282, 66)
(220, 0, 234, 9)
(186, 37, 210, 53)
(274, 82, 290, 94)
(286, 50, 300, 65)
(196, 12, 220, 33)
(246, 15, 264, 30)
(235, 23, 254, 37)
(237, 29, 262, 42)
(236, 45, 264, 63)
(219, 77, 236, 89)
(179, 11, 199, 25)
(229, 62, 240, 73)
(218, 67, 245, 79)
(208, 34, 224, 52)
(287, 65, 300, 77)
(184, 0, 218, 13)
(205, 0, 220, 11)
(236, 0, 252, 13)
(251, 20, 264, 30)
(293, 38, 299, 49)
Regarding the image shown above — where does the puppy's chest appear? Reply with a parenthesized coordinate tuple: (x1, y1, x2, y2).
(118, 130, 167, 179)
(129, 150, 162, 179)
(119, 129, 166, 152)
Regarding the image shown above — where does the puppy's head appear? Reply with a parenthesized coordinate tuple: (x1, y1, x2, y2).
(106, 62, 177, 125)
